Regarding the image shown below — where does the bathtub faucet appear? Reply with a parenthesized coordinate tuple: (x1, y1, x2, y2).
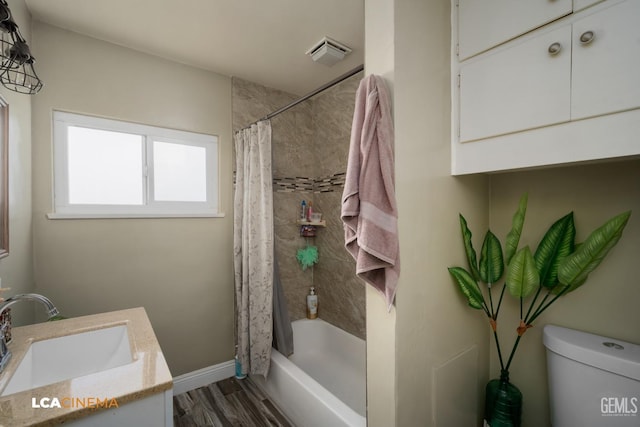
(0, 293, 60, 373)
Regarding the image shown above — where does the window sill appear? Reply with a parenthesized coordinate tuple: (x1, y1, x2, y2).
(46, 212, 226, 220)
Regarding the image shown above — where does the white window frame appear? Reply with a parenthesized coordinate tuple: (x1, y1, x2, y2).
(50, 111, 221, 219)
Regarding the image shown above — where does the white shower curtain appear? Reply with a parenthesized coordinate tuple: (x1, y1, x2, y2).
(233, 120, 274, 377)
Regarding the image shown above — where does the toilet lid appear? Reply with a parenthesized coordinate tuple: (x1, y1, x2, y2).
(543, 324, 640, 381)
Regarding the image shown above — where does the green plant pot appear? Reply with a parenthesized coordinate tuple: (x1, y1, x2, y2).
(485, 370, 522, 427)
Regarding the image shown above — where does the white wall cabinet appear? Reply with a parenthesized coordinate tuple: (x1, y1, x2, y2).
(457, 0, 572, 60)
(459, 26, 571, 142)
(452, 0, 640, 175)
(575, 0, 607, 12)
(571, 0, 640, 120)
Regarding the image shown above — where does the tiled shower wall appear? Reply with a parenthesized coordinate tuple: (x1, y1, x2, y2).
(232, 73, 365, 339)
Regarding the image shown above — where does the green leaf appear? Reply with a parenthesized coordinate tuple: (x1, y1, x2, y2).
(479, 230, 504, 284)
(506, 246, 539, 298)
(459, 214, 480, 281)
(448, 267, 485, 310)
(558, 211, 631, 292)
(534, 212, 575, 288)
(504, 193, 528, 265)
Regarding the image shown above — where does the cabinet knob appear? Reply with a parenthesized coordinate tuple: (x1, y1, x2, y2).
(548, 42, 562, 56)
(579, 31, 595, 45)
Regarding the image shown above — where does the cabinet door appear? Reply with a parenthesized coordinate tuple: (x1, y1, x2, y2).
(571, 0, 640, 120)
(574, 0, 605, 12)
(458, 0, 572, 60)
(459, 26, 571, 142)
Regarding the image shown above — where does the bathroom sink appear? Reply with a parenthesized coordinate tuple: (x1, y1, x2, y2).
(1, 325, 133, 396)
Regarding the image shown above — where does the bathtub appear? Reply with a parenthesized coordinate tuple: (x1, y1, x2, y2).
(251, 318, 366, 427)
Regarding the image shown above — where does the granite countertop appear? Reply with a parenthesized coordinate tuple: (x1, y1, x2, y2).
(0, 307, 173, 426)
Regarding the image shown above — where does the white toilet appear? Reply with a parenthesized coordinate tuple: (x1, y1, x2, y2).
(543, 324, 640, 427)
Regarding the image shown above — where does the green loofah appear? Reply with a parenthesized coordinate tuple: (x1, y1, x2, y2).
(296, 245, 319, 270)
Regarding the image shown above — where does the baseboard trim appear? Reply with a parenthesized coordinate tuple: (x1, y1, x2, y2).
(172, 360, 235, 395)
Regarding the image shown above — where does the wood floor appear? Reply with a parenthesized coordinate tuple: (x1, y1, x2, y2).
(173, 377, 294, 427)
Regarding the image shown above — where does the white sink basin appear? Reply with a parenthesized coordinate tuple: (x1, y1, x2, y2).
(1, 325, 133, 396)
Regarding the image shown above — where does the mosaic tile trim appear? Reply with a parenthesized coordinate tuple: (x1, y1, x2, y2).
(233, 171, 346, 193)
(273, 172, 346, 193)
(272, 176, 315, 193)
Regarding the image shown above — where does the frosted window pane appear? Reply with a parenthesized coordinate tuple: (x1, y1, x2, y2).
(153, 141, 206, 202)
(67, 126, 143, 205)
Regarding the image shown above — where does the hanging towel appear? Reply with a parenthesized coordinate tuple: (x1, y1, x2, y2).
(341, 74, 399, 311)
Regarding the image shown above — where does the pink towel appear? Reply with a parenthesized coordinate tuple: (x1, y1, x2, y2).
(341, 75, 399, 311)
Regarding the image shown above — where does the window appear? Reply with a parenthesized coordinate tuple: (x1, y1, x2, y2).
(51, 111, 220, 218)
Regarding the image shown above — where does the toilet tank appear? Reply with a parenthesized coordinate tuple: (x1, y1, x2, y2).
(543, 324, 640, 427)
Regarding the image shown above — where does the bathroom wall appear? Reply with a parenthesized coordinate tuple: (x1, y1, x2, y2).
(365, 2, 639, 426)
(489, 160, 640, 427)
(365, 0, 492, 425)
(311, 74, 365, 339)
(232, 73, 366, 340)
(0, 0, 35, 327)
(363, 0, 396, 425)
(30, 22, 234, 376)
(393, 0, 491, 425)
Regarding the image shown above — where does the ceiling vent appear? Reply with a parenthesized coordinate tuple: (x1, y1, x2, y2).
(305, 37, 352, 67)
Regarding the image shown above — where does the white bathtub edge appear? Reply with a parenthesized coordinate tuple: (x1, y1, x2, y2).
(272, 348, 365, 426)
(255, 319, 366, 427)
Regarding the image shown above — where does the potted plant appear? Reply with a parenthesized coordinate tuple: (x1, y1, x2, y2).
(447, 194, 631, 427)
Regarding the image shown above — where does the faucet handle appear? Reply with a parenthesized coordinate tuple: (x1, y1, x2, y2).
(0, 307, 11, 344)
(0, 325, 10, 372)
(0, 320, 8, 356)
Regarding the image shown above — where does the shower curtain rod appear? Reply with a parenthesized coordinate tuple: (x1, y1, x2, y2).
(251, 64, 364, 126)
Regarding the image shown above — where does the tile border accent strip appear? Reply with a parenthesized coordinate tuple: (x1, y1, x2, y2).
(273, 172, 346, 193)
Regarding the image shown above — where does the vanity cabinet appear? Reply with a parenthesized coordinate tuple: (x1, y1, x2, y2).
(67, 391, 173, 427)
(452, 0, 640, 174)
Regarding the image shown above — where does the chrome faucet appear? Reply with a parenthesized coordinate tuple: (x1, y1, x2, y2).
(0, 294, 60, 373)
